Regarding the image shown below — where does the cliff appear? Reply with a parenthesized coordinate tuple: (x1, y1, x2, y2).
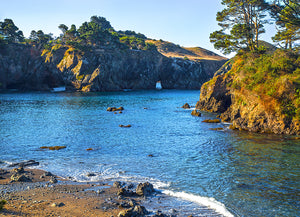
(196, 50, 300, 135)
(0, 43, 227, 91)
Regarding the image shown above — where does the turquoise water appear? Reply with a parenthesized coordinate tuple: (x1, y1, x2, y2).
(0, 90, 299, 216)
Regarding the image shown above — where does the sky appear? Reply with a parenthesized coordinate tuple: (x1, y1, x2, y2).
(0, 0, 276, 58)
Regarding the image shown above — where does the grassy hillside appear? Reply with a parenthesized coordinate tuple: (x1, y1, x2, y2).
(146, 39, 227, 61)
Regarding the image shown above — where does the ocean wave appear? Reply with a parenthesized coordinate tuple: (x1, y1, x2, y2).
(162, 190, 234, 217)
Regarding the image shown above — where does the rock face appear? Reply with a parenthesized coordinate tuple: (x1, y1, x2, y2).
(0, 44, 226, 91)
(0, 44, 64, 90)
(196, 52, 300, 135)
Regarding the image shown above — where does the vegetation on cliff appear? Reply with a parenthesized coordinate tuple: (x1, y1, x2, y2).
(197, 0, 299, 135)
(228, 49, 299, 119)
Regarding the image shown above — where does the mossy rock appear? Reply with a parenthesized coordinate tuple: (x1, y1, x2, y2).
(202, 119, 221, 123)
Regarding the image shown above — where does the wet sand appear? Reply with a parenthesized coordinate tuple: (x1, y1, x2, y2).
(0, 167, 150, 217)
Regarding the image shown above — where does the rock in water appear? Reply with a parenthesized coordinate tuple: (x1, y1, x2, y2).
(136, 182, 155, 196)
(119, 124, 132, 128)
(191, 110, 201, 117)
(182, 103, 191, 109)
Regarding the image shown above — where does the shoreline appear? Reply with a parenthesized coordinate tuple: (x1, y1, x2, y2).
(0, 166, 187, 217)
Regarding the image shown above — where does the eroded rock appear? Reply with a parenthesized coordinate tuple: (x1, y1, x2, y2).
(136, 182, 155, 197)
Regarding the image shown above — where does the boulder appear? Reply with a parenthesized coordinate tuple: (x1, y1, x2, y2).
(10, 174, 31, 182)
(191, 110, 201, 117)
(182, 103, 190, 109)
(49, 176, 58, 184)
(136, 182, 155, 196)
(113, 181, 123, 189)
(12, 167, 25, 174)
(118, 205, 148, 217)
(117, 187, 134, 197)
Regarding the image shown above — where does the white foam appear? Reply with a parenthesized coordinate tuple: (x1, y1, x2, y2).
(162, 190, 234, 217)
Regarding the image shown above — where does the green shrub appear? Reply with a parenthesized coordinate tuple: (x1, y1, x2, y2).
(0, 200, 6, 210)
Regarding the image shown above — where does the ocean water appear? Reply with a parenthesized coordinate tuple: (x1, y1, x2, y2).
(0, 90, 299, 216)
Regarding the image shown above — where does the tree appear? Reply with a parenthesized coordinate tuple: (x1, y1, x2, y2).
(29, 30, 38, 42)
(0, 18, 24, 43)
(90, 16, 113, 31)
(78, 16, 113, 45)
(58, 24, 68, 35)
(66, 24, 77, 39)
(209, 0, 269, 54)
(269, 0, 300, 50)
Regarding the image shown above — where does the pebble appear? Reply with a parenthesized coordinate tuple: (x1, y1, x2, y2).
(50, 202, 65, 207)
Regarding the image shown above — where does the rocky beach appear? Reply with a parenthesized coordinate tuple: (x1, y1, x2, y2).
(0, 161, 174, 217)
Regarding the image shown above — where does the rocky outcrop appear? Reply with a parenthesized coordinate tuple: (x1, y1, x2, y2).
(196, 52, 300, 135)
(196, 73, 232, 113)
(0, 44, 64, 91)
(0, 43, 226, 91)
(135, 182, 155, 196)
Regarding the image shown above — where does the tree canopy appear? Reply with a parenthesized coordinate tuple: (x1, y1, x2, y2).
(210, 0, 270, 54)
(0, 19, 24, 43)
(270, 0, 300, 50)
(210, 0, 299, 54)
(0, 15, 157, 52)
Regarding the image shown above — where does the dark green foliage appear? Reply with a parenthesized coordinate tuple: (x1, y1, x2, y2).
(0, 19, 24, 43)
(0, 16, 156, 53)
(0, 200, 6, 210)
(117, 30, 147, 39)
(210, 0, 269, 54)
(270, 1, 300, 50)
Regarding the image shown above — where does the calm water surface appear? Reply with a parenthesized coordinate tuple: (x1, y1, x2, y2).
(0, 90, 299, 216)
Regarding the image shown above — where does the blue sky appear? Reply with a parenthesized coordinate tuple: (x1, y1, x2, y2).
(0, 0, 276, 58)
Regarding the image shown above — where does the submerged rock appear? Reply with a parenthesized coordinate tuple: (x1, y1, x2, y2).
(202, 119, 221, 123)
(9, 160, 39, 168)
(107, 107, 124, 112)
(119, 124, 132, 128)
(40, 146, 66, 150)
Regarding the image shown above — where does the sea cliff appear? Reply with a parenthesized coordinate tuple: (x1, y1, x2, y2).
(196, 50, 300, 135)
(0, 43, 226, 92)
